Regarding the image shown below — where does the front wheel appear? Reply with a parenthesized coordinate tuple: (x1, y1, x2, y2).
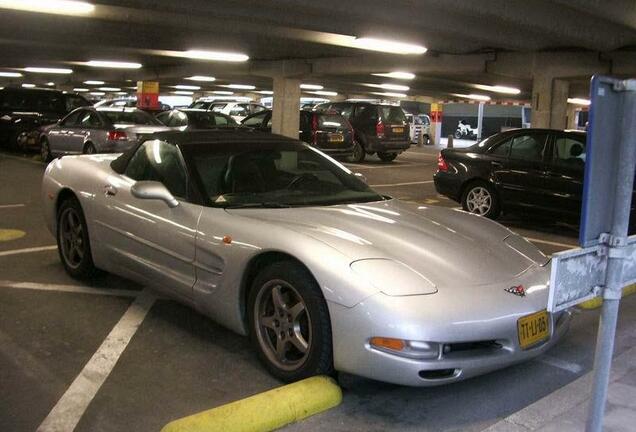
(41, 138, 52, 162)
(461, 181, 501, 219)
(248, 261, 333, 382)
(377, 152, 398, 162)
(454, 130, 462, 139)
(57, 197, 98, 278)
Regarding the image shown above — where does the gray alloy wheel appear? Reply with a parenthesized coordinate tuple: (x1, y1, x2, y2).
(41, 138, 52, 162)
(84, 143, 96, 154)
(462, 182, 500, 219)
(254, 279, 312, 372)
(58, 206, 86, 270)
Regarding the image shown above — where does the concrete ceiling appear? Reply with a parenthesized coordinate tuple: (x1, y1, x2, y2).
(0, 0, 635, 101)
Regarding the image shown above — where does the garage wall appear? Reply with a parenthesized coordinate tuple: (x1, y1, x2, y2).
(441, 103, 524, 138)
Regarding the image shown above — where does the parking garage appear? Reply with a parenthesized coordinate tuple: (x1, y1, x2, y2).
(1, 2, 636, 432)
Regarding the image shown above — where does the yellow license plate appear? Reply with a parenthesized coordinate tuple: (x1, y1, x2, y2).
(517, 310, 550, 349)
(392, 127, 404, 133)
(329, 133, 344, 143)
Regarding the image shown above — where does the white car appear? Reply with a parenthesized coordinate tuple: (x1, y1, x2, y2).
(189, 100, 267, 122)
(406, 113, 431, 145)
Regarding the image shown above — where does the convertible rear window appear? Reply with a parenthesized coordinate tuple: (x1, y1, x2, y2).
(101, 109, 161, 125)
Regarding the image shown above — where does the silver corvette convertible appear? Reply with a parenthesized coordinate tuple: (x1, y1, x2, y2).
(42, 130, 570, 386)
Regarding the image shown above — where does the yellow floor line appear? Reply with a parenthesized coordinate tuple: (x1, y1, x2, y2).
(161, 375, 341, 432)
(578, 284, 636, 310)
(0, 229, 26, 242)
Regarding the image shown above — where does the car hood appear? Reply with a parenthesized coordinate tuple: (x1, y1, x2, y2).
(228, 200, 548, 289)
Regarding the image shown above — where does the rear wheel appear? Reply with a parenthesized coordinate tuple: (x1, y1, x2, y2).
(377, 152, 398, 162)
(57, 197, 98, 279)
(348, 139, 365, 163)
(461, 181, 501, 219)
(41, 138, 52, 162)
(84, 142, 97, 154)
(248, 260, 333, 382)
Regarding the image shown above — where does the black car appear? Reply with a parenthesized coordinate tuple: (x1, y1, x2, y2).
(156, 109, 238, 129)
(0, 87, 89, 150)
(434, 128, 591, 220)
(314, 102, 410, 162)
(240, 109, 354, 158)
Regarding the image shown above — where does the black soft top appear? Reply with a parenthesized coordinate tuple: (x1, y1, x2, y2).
(110, 129, 303, 173)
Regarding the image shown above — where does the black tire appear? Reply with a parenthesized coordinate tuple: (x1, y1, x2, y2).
(461, 180, 501, 219)
(348, 139, 365, 163)
(377, 152, 398, 162)
(454, 130, 462, 139)
(41, 138, 53, 163)
(56, 197, 99, 279)
(84, 142, 97, 154)
(248, 260, 333, 382)
(423, 135, 430, 146)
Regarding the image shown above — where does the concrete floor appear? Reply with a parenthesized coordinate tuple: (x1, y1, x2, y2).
(1, 147, 634, 432)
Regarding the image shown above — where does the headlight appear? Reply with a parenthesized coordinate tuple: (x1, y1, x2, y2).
(350, 258, 437, 296)
(369, 337, 440, 360)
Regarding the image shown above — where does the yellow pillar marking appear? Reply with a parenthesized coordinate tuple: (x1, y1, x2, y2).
(161, 375, 342, 432)
(0, 229, 26, 242)
(578, 284, 636, 310)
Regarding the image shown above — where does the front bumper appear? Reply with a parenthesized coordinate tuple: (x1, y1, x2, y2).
(328, 287, 571, 386)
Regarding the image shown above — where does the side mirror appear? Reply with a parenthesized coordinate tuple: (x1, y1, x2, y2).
(130, 181, 179, 208)
(353, 172, 367, 184)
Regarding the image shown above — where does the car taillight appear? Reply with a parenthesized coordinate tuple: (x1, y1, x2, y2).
(437, 153, 448, 172)
(311, 113, 319, 144)
(107, 130, 128, 141)
(376, 119, 385, 138)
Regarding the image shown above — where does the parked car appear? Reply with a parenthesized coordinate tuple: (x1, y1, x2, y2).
(314, 102, 410, 162)
(42, 129, 569, 386)
(39, 107, 169, 161)
(241, 109, 354, 158)
(156, 108, 238, 130)
(434, 128, 597, 220)
(0, 87, 89, 150)
(189, 99, 267, 122)
(405, 113, 431, 145)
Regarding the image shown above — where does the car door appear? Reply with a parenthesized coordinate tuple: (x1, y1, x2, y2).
(542, 132, 586, 217)
(96, 140, 201, 301)
(49, 110, 83, 154)
(489, 131, 550, 210)
(74, 110, 103, 153)
(241, 111, 269, 130)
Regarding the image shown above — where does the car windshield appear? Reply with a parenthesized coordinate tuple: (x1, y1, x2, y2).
(379, 106, 406, 124)
(186, 143, 384, 208)
(100, 109, 161, 125)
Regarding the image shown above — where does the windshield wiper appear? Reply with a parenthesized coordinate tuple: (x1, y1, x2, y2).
(224, 202, 292, 209)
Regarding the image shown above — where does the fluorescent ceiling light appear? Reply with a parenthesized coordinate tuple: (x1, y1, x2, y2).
(181, 50, 249, 62)
(174, 85, 200, 90)
(0, 0, 95, 15)
(451, 93, 491, 101)
(73, 88, 89, 92)
(90, 91, 105, 96)
(352, 37, 427, 55)
(98, 87, 120, 91)
(222, 84, 255, 90)
(186, 75, 216, 82)
(567, 97, 591, 106)
(173, 90, 193, 95)
(300, 84, 323, 90)
(115, 92, 128, 95)
(257, 90, 273, 95)
(84, 80, 104, 85)
(372, 71, 415, 80)
(21, 83, 36, 88)
(372, 91, 407, 98)
(24, 67, 72, 74)
(86, 60, 142, 69)
(0, 71, 22, 77)
(46, 82, 55, 86)
(474, 84, 521, 95)
(212, 91, 234, 95)
(365, 83, 409, 91)
(308, 90, 338, 96)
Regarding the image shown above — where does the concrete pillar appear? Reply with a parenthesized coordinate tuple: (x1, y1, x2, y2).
(477, 102, 484, 140)
(531, 75, 569, 129)
(271, 77, 301, 139)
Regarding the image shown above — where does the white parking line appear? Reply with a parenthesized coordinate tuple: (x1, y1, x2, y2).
(36, 289, 156, 432)
(0, 204, 25, 209)
(0, 245, 57, 257)
(524, 237, 577, 250)
(537, 355, 584, 374)
(0, 280, 140, 298)
(370, 180, 434, 187)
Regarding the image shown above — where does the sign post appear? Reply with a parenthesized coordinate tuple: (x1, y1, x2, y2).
(546, 76, 636, 432)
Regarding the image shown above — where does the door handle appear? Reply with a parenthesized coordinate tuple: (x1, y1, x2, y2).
(491, 161, 503, 168)
(104, 184, 118, 197)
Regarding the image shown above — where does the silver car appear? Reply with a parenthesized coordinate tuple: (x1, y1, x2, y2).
(41, 130, 570, 386)
(40, 107, 169, 161)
